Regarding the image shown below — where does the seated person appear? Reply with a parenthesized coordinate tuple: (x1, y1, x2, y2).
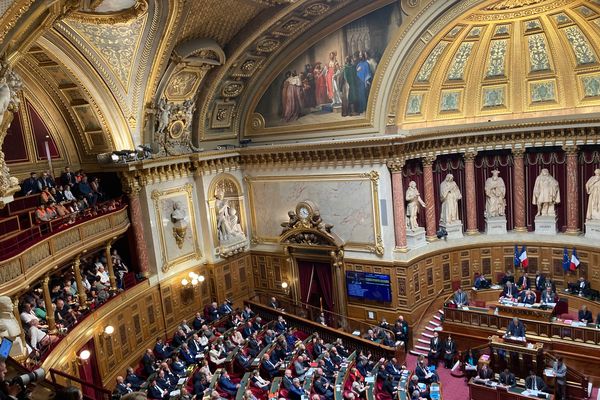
(477, 364, 494, 380)
(541, 287, 556, 304)
(516, 272, 529, 291)
(506, 317, 526, 339)
(250, 369, 270, 391)
(474, 273, 491, 290)
(525, 370, 547, 392)
(218, 371, 240, 396)
(381, 375, 397, 398)
(522, 290, 536, 305)
(261, 354, 280, 378)
(407, 375, 428, 400)
(453, 287, 468, 307)
(313, 369, 334, 400)
(578, 305, 593, 324)
(415, 359, 438, 384)
(569, 276, 590, 296)
(501, 270, 515, 285)
(501, 281, 517, 300)
(499, 368, 516, 386)
(289, 378, 306, 400)
(463, 348, 478, 380)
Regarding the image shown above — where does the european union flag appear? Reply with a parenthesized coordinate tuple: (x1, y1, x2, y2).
(562, 248, 570, 272)
(514, 245, 520, 267)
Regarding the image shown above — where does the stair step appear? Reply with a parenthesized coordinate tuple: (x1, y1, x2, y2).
(439, 310, 444, 314)
(425, 326, 435, 332)
(415, 345, 430, 351)
(409, 350, 428, 357)
(417, 338, 429, 344)
(429, 320, 440, 327)
(433, 315, 442, 321)
(422, 333, 433, 338)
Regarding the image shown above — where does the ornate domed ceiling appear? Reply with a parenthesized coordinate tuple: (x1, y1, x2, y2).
(398, 0, 600, 130)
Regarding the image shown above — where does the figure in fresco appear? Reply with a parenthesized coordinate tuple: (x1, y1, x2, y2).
(170, 201, 188, 249)
(302, 64, 316, 109)
(585, 168, 600, 220)
(356, 51, 372, 109)
(440, 174, 462, 225)
(279, 71, 292, 118)
(405, 181, 426, 231)
(532, 168, 560, 216)
(342, 56, 359, 116)
(282, 72, 304, 122)
(484, 169, 506, 218)
(325, 51, 340, 104)
(313, 62, 329, 105)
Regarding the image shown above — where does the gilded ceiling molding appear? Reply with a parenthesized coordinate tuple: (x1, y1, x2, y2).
(67, 0, 148, 24)
(0, 0, 36, 47)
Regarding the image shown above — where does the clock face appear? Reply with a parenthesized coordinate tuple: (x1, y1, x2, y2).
(298, 206, 310, 219)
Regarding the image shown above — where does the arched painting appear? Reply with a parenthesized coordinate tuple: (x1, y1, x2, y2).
(254, 2, 402, 128)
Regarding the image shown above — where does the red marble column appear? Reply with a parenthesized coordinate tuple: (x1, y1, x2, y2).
(127, 188, 150, 277)
(388, 159, 407, 252)
(464, 151, 478, 235)
(512, 149, 527, 232)
(564, 145, 580, 234)
(422, 155, 437, 241)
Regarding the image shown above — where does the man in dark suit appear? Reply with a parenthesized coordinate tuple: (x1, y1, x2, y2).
(501, 281, 517, 299)
(269, 296, 280, 310)
(218, 371, 240, 396)
(579, 305, 593, 323)
(443, 335, 456, 369)
(242, 321, 255, 339)
(21, 172, 40, 196)
(573, 277, 590, 296)
(188, 333, 203, 356)
(172, 329, 187, 348)
(474, 274, 491, 289)
(501, 270, 515, 285)
(153, 338, 172, 360)
(236, 351, 251, 370)
(125, 367, 144, 391)
(415, 360, 437, 384)
(541, 287, 556, 304)
(274, 315, 287, 333)
(477, 364, 494, 380)
(385, 358, 403, 381)
(453, 287, 468, 306)
(142, 349, 156, 376)
(534, 272, 546, 292)
(261, 354, 280, 378)
(207, 302, 220, 322)
(313, 369, 334, 400)
(517, 272, 529, 291)
(506, 317, 526, 338)
(428, 331, 442, 365)
(147, 378, 168, 399)
(60, 166, 76, 188)
(525, 370, 547, 392)
(247, 332, 261, 357)
(289, 378, 306, 400)
(192, 312, 205, 331)
(179, 343, 195, 365)
(281, 370, 294, 391)
(219, 300, 233, 315)
(523, 290, 536, 305)
(395, 315, 409, 352)
(499, 368, 516, 386)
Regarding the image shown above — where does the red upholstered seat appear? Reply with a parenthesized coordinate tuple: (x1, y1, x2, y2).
(451, 280, 461, 291)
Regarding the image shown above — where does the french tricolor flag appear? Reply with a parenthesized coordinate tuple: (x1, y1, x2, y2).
(519, 246, 528, 269)
(569, 248, 580, 272)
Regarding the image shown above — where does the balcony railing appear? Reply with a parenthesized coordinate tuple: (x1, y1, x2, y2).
(0, 205, 130, 297)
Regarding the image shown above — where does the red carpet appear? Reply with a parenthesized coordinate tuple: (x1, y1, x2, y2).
(404, 354, 470, 400)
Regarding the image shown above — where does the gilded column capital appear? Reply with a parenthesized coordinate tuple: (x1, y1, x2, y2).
(511, 148, 526, 158)
(120, 172, 143, 196)
(386, 158, 406, 173)
(562, 144, 579, 156)
(422, 155, 437, 166)
(463, 150, 478, 162)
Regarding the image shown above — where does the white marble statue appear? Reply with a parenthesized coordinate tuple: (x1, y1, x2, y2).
(586, 168, 600, 221)
(440, 174, 462, 225)
(156, 97, 172, 134)
(215, 189, 245, 242)
(484, 169, 506, 218)
(170, 201, 188, 249)
(405, 181, 426, 231)
(532, 168, 560, 216)
(0, 296, 26, 358)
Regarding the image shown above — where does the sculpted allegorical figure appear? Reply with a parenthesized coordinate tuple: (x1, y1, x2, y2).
(440, 174, 462, 225)
(586, 168, 600, 220)
(405, 181, 426, 231)
(484, 169, 506, 218)
(170, 201, 188, 249)
(215, 189, 245, 243)
(0, 296, 25, 358)
(532, 168, 560, 216)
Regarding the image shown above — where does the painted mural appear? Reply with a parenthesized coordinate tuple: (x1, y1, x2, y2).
(254, 3, 402, 128)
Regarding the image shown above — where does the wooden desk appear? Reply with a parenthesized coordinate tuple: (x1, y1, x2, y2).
(489, 335, 544, 378)
(235, 372, 251, 400)
(489, 302, 554, 322)
(469, 379, 554, 400)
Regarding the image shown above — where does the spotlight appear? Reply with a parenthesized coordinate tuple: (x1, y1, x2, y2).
(281, 282, 289, 289)
(79, 350, 91, 361)
(104, 325, 114, 335)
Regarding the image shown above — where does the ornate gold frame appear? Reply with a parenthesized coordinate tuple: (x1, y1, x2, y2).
(151, 183, 201, 272)
(244, 171, 383, 255)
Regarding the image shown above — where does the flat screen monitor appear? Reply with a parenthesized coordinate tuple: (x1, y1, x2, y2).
(0, 338, 12, 358)
(346, 271, 392, 302)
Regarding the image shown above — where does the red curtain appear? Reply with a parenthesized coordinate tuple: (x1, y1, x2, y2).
(297, 260, 333, 311)
(579, 149, 600, 229)
(474, 152, 514, 232)
(433, 155, 466, 230)
(78, 339, 102, 400)
(402, 159, 426, 228)
(525, 150, 567, 231)
(315, 263, 333, 311)
(297, 261, 315, 304)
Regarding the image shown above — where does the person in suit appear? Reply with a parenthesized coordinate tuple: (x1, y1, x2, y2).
(250, 369, 270, 391)
(443, 335, 456, 369)
(242, 321, 255, 339)
(147, 378, 168, 399)
(506, 317, 526, 338)
(523, 290, 536, 305)
(578, 305, 593, 323)
(517, 272, 529, 291)
(415, 359, 437, 384)
(21, 172, 40, 196)
(172, 329, 187, 348)
(60, 166, 76, 188)
(192, 312, 205, 331)
(261, 354, 280, 378)
(570, 277, 590, 296)
(171, 355, 186, 376)
(428, 331, 442, 365)
(553, 357, 567, 400)
(407, 375, 428, 400)
(219, 300, 233, 315)
(281, 369, 294, 391)
(394, 315, 410, 352)
(453, 287, 469, 306)
(477, 364, 494, 380)
(501, 270, 515, 285)
(289, 378, 306, 400)
(218, 371, 240, 396)
(385, 358, 403, 381)
(179, 343, 195, 365)
(274, 315, 287, 333)
(474, 273, 491, 290)
(313, 369, 334, 400)
(294, 355, 309, 382)
(207, 302, 220, 322)
(382, 375, 397, 397)
(501, 281, 517, 299)
(541, 287, 556, 304)
(247, 331, 261, 358)
(269, 296, 280, 310)
(153, 338, 172, 360)
(141, 349, 156, 376)
(242, 305, 255, 320)
(525, 370, 547, 392)
(236, 350, 251, 370)
(499, 368, 516, 386)
(124, 367, 144, 391)
(534, 272, 546, 292)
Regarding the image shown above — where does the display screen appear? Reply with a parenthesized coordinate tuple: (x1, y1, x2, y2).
(346, 271, 392, 302)
(0, 338, 12, 358)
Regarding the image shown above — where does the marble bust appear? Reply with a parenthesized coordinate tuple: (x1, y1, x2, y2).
(170, 201, 188, 249)
(532, 168, 560, 216)
(484, 169, 506, 218)
(405, 181, 425, 231)
(440, 173, 462, 225)
(586, 168, 600, 221)
(0, 296, 25, 358)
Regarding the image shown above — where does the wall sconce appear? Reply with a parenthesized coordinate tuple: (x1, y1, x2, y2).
(281, 281, 289, 295)
(181, 278, 189, 286)
(198, 275, 205, 283)
(76, 349, 91, 365)
(104, 325, 114, 336)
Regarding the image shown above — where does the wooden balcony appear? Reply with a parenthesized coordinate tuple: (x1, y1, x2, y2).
(0, 206, 130, 296)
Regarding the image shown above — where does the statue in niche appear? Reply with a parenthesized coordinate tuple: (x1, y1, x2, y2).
(532, 168, 560, 216)
(405, 181, 426, 231)
(0, 296, 25, 358)
(156, 97, 172, 134)
(439, 173, 462, 225)
(170, 201, 188, 249)
(215, 189, 245, 243)
(586, 168, 600, 220)
(484, 169, 506, 218)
